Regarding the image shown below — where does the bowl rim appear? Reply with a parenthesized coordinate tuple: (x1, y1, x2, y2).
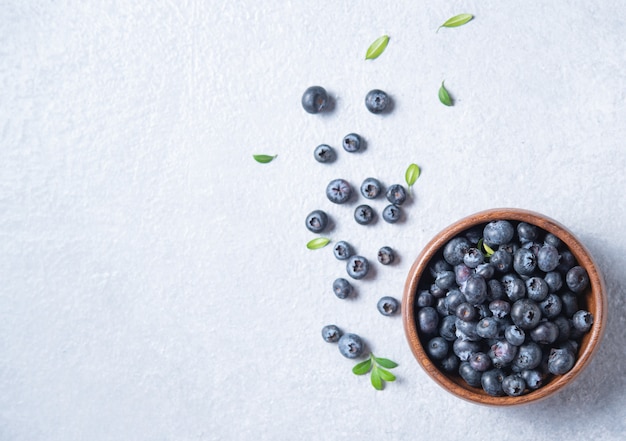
(402, 208, 607, 406)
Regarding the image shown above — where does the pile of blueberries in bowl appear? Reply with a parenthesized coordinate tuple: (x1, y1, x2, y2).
(403, 208, 606, 405)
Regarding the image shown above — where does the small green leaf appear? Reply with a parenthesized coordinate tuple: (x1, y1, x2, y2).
(478, 238, 495, 257)
(377, 368, 396, 382)
(437, 13, 474, 32)
(352, 359, 372, 375)
(306, 237, 330, 250)
(374, 357, 398, 369)
(405, 163, 421, 189)
(370, 367, 383, 390)
(253, 154, 277, 164)
(438, 81, 453, 106)
(365, 35, 390, 60)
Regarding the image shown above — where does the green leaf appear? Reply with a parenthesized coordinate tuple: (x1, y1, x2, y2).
(405, 163, 421, 189)
(374, 357, 399, 369)
(306, 237, 331, 250)
(438, 81, 453, 106)
(377, 367, 396, 382)
(437, 13, 474, 32)
(370, 367, 383, 390)
(365, 35, 390, 60)
(253, 154, 277, 164)
(478, 238, 495, 257)
(352, 359, 372, 375)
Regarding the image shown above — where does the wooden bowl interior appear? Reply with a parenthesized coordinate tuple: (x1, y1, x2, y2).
(402, 208, 607, 406)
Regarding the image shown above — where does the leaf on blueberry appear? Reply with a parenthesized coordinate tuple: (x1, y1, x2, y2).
(352, 353, 398, 390)
(437, 13, 474, 32)
(306, 237, 331, 250)
(365, 35, 390, 60)
(253, 154, 277, 164)
(438, 81, 453, 106)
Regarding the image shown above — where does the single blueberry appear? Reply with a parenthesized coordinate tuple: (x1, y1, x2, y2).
(417, 290, 434, 307)
(566, 266, 590, 293)
(454, 263, 473, 286)
(501, 274, 526, 302)
(321, 325, 342, 343)
(385, 184, 407, 205)
(553, 315, 571, 342)
(455, 318, 481, 342)
(346, 255, 370, 280)
(572, 310, 594, 333)
(529, 320, 559, 344)
(429, 259, 453, 277)
(360, 177, 383, 199)
(301, 86, 328, 114)
(502, 374, 526, 397)
(456, 302, 478, 322)
(539, 293, 563, 319)
(305, 209, 328, 233)
(333, 241, 353, 261)
(342, 133, 362, 153)
(463, 247, 485, 268)
(377, 296, 400, 316)
(486, 278, 505, 301)
(511, 299, 542, 330)
(462, 274, 488, 306)
(504, 324, 526, 346)
(453, 339, 481, 361)
(443, 237, 472, 266)
(517, 222, 540, 243)
(377, 246, 395, 265)
(382, 204, 401, 223)
(354, 204, 375, 225)
(537, 244, 560, 272)
(326, 178, 352, 204)
(476, 317, 499, 339)
(445, 290, 466, 316)
(436, 297, 449, 317)
(548, 347, 575, 375)
(513, 342, 542, 370)
(481, 369, 506, 396)
(333, 278, 353, 299)
(521, 369, 543, 390)
(525, 276, 549, 302)
(483, 220, 515, 247)
(459, 361, 483, 387)
(313, 144, 335, 163)
(476, 262, 496, 279)
(465, 227, 483, 245)
(469, 352, 492, 372)
(417, 307, 439, 335)
(439, 315, 458, 341)
(489, 299, 511, 320)
(489, 340, 518, 368)
(435, 270, 456, 290)
(426, 336, 449, 360)
(513, 248, 537, 276)
(490, 249, 513, 273)
(560, 291, 579, 318)
(556, 250, 577, 273)
(440, 353, 460, 373)
(544, 233, 562, 248)
(338, 333, 364, 359)
(429, 282, 446, 299)
(365, 89, 390, 114)
(544, 271, 563, 293)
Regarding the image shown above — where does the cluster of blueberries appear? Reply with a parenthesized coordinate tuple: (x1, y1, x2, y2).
(302, 86, 402, 360)
(414, 219, 594, 397)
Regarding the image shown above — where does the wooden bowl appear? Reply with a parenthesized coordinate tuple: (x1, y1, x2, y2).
(402, 208, 607, 405)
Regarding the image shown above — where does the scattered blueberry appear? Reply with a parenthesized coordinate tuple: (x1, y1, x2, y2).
(322, 325, 342, 343)
(377, 246, 395, 265)
(326, 178, 352, 204)
(385, 184, 407, 205)
(365, 89, 390, 114)
(342, 133, 362, 153)
(338, 333, 364, 359)
(313, 144, 335, 163)
(305, 210, 328, 233)
(360, 177, 382, 199)
(333, 278, 353, 299)
(382, 204, 401, 223)
(301, 86, 328, 114)
(346, 255, 370, 280)
(354, 204, 375, 225)
(333, 241, 353, 261)
(377, 296, 400, 316)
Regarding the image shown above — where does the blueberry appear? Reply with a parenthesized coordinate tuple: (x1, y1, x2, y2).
(501, 274, 526, 302)
(529, 321, 559, 344)
(521, 369, 543, 390)
(483, 220, 515, 247)
(462, 274, 488, 306)
(301, 86, 328, 114)
(321, 325, 342, 343)
(426, 336, 449, 360)
(537, 244, 560, 272)
(377, 246, 395, 265)
(553, 315, 572, 342)
(333, 278, 353, 299)
(525, 276, 549, 302)
(476, 317, 499, 339)
(435, 270, 456, 290)
(547, 347, 575, 375)
(440, 353, 460, 373)
(417, 307, 439, 335)
(572, 310, 594, 333)
(326, 178, 352, 204)
(490, 249, 513, 273)
(377, 296, 400, 316)
(443, 237, 472, 266)
(560, 291, 579, 318)
(338, 333, 364, 359)
(429, 259, 453, 277)
(566, 266, 590, 293)
(469, 352, 492, 372)
(463, 247, 484, 268)
(365, 89, 390, 114)
(489, 299, 511, 320)
(313, 144, 335, 163)
(436, 297, 449, 317)
(382, 204, 401, 223)
(513, 248, 537, 276)
(305, 210, 328, 233)
(453, 339, 481, 361)
(481, 369, 505, 396)
(342, 133, 362, 153)
(360, 177, 382, 199)
(502, 374, 526, 397)
(513, 342, 542, 370)
(476, 262, 496, 279)
(517, 222, 540, 243)
(544, 271, 563, 293)
(333, 241, 353, 261)
(459, 361, 483, 387)
(511, 299, 542, 330)
(539, 293, 562, 319)
(465, 227, 483, 245)
(346, 255, 370, 280)
(544, 233, 562, 248)
(455, 318, 481, 342)
(417, 290, 434, 307)
(456, 302, 478, 322)
(489, 340, 518, 368)
(556, 250, 577, 273)
(385, 184, 407, 205)
(486, 279, 505, 301)
(354, 204, 375, 225)
(504, 324, 526, 346)
(454, 263, 473, 286)
(429, 282, 447, 299)
(445, 290, 465, 313)
(439, 315, 458, 341)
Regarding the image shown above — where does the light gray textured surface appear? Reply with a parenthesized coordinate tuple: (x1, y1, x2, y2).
(1, 1, 625, 440)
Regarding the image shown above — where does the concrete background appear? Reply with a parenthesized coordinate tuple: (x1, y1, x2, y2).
(1, 1, 625, 440)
